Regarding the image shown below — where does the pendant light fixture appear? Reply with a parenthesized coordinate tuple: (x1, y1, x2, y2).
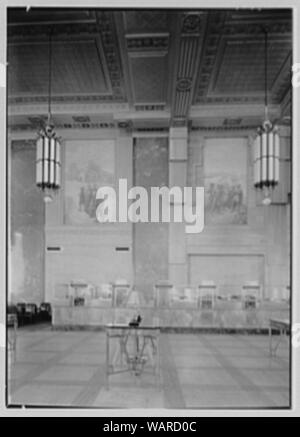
(36, 28, 61, 203)
(253, 28, 280, 205)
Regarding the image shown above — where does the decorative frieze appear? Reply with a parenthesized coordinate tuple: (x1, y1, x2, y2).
(182, 13, 202, 35)
(135, 104, 165, 111)
(126, 34, 169, 51)
(176, 78, 192, 92)
(97, 11, 126, 101)
(171, 13, 205, 124)
(8, 94, 126, 105)
(191, 124, 259, 131)
(9, 122, 117, 132)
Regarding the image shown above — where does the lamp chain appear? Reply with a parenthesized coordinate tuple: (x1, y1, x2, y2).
(264, 29, 268, 122)
(48, 28, 53, 125)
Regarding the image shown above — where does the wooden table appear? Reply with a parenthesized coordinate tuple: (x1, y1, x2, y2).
(269, 318, 290, 357)
(105, 324, 160, 389)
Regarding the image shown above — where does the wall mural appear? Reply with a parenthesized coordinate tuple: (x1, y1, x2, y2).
(204, 138, 247, 225)
(64, 140, 115, 225)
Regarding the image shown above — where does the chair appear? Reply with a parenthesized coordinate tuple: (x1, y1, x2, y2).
(170, 285, 197, 307)
(24, 303, 38, 324)
(198, 281, 216, 309)
(154, 280, 173, 308)
(16, 302, 26, 326)
(39, 302, 52, 321)
(242, 281, 261, 310)
(113, 279, 131, 307)
(97, 283, 113, 305)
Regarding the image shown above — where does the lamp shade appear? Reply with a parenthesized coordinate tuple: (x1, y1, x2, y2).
(36, 129, 61, 190)
(254, 122, 280, 189)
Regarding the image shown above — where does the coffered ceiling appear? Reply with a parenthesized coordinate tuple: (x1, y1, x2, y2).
(7, 8, 292, 131)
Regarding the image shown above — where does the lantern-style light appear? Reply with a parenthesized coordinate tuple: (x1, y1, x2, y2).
(254, 29, 280, 204)
(36, 29, 61, 202)
(254, 121, 280, 188)
(36, 123, 61, 195)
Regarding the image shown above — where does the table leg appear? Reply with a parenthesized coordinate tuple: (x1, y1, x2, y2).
(269, 324, 273, 357)
(156, 334, 161, 388)
(106, 330, 109, 390)
(13, 319, 17, 362)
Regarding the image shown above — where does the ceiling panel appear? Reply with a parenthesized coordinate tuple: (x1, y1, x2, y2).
(211, 37, 291, 96)
(130, 55, 167, 103)
(8, 39, 110, 96)
(124, 11, 170, 33)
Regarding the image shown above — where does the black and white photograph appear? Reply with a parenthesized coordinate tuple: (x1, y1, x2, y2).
(1, 1, 300, 416)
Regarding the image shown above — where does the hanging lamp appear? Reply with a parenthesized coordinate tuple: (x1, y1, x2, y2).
(36, 29, 61, 203)
(253, 29, 280, 205)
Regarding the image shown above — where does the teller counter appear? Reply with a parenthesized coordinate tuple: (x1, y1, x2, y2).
(51, 298, 290, 331)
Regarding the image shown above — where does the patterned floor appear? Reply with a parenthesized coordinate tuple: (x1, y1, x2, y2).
(7, 326, 290, 409)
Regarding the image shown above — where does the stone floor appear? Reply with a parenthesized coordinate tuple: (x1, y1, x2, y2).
(7, 325, 290, 409)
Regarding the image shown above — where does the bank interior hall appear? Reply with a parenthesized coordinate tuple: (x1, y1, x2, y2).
(7, 7, 291, 409)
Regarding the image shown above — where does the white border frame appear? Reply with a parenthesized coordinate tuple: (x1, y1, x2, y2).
(1, 0, 299, 418)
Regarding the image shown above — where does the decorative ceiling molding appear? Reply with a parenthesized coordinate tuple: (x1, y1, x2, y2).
(8, 9, 97, 26)
(27, 115, 47, 125)
(176, 78, 193, 92)
(190, 103, 281, 119)
(172, 118, 188, 128)
(114, 12, 134, 107)
(72, 115, 91, 123)
(134, 127, 169, 133)
(8, 102, 130, 116)
(181, 12, 203, 35)
(135, 104, 166, 111)
(280, 88, 291, 120)
(196, 96, 266, 104)
(96, 11, 126, 101)
(223, 118, 242, 126)
(271, 51, 292, 103)
(8, 95, 124, 105)
(7, 9, 292, 129)
(10, 119, 171, 132)
(193, 11, 226, 105)
(223, 20, 292, 36)
(113, 110, 170, 122)
(7, 22, 99, 40)
(10, 120, 264, 133)
(9, 121, 117, 132)
(191, 124, 259, 131)
(126, 34, 169, 51)
(171, 12, 207, 124)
